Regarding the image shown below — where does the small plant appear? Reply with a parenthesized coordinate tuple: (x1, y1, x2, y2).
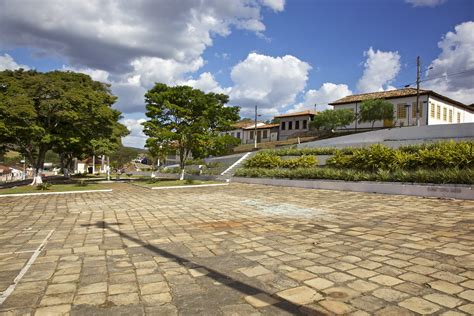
(75, 180, 88, 187)
(36, 183, 52, 191)
(126, 173, 133, 177)
(185, 179, 195, 185)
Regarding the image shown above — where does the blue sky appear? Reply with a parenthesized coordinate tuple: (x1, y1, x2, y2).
(0, 0, 473, 147)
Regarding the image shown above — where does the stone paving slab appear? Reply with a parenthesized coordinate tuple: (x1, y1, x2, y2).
(0, 183, 473, 315)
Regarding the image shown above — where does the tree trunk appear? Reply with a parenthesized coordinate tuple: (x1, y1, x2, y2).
(92, 155, 95, 174)
(30, 146, 47, 185)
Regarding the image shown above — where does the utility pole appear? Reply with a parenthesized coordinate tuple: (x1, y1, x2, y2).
(254, 105, 258, 149)
(415, 56, 421, 126)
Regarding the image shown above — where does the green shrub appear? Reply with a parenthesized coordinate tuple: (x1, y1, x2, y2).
(234, 167, 473, 184)
(206, 161, 224, 168)
(326, 141, 474, 171)
(185, 158, 205, 166)
(263, 147, 353, 156)
(36, 183, 52, 190)
(281, 155, 318, 168)
(244, 152, 283, 168)
(75, 180, 88, 187)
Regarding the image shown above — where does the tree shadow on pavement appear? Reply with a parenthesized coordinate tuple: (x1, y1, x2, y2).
(81, 221, 324, 315)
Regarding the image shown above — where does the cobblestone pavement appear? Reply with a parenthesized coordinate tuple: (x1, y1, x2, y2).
(0, 183, 473, 315)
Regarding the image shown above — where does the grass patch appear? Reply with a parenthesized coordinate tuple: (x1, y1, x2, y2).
(0, 183, 109, 195)
(136, 179, 222, 188)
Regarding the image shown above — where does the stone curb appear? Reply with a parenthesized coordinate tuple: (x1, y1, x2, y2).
(0, 189, 113, 198)
(232, 177, 473, 200)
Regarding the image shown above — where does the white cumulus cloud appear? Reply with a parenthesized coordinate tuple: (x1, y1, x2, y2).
(357, 47, 401, 93)
(0, 54, 29, 71)
(405, 0, 447, 7)
(230, 53, 312, 116)
(291, 83, 353, 112)
(424, 21, 474, 104)
(120, 118, 147, 149)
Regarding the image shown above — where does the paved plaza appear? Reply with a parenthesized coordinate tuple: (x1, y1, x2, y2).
(0, 183, 473, 315)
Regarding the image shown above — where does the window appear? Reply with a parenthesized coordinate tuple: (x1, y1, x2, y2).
(281, 122, 286, 130)
(436, 105, 441, 119)
(443, 107, 447, 121)
(397, 104, 406, 119)
(449, 109, 453, 122)
(430, 104, 435, 118)
(412, 102, 422, 117)
(303, 120, 307, 129)
(249, 131, 254, 139)
(237, 132, 241, 139)
(457, 112, 461, 123)
(295, 120, 300, 129)
(288, 121, 293, 130)
(231, 132, 234, 137)
(263, 130, 268, 138)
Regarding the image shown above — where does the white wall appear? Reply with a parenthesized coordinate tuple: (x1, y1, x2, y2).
(335, 95, 430, 130)
(299, 122, 474, 149)
(427, 96, 474, 125)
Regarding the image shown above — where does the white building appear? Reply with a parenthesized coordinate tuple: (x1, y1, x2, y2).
(329, 88, 474, 130)
(220, 121, 265, 144)
(242, 123, 279, 144)
(274, 110, 317, 140)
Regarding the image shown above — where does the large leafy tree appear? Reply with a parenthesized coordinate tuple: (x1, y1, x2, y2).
(310, 109, 355, 132)
(359, 99, 394, 129)
(143, 83, 239, 179)
(0, 69, 128, 181)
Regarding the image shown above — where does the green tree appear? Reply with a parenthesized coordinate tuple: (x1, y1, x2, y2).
(142, 83, 239, 179)
(358, 99, 394, 129)
(310, 109, 355, 132)
(109, 145, 142, 169)
(0, 69, 128, 182)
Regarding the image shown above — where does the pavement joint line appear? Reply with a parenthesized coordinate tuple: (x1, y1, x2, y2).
(0, 250, 36, 256)
(0, 229, 54, 305)
(150, 183, 229, 190)
(0, 189, 113, 198)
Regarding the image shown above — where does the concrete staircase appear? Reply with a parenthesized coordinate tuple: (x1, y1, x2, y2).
(218, 152, 254, 180)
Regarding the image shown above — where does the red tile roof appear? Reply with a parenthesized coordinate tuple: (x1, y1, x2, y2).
(330, 88, 472, 112)
(274, 110, 317, 118)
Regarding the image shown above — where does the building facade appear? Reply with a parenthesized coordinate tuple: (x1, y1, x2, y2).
(274, 110, 317, 140)
(329, 88, 474, 130)
(242, 123, 279, 144)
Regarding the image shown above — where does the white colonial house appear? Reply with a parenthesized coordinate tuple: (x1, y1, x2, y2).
(219, 121, 266, 144)
(329, 88, 474, 131)
(274, 110, 318, 140)
(242, 123, 279, 144)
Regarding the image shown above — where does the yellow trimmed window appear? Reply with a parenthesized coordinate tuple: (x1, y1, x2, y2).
(457, 112, 461, 123)
(397, 104, 406, 119)
(412, 102, 423, 118)
(449, 109, 453, 122)
(443, 107, 447, 121)
(430, 104, 435, 118)
(436, 105, 441, 119)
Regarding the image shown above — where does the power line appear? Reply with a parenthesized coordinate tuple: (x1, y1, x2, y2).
(401, 68, 474, 88)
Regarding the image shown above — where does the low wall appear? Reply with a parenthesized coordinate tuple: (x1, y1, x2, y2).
(299, 123, 474, 149)
(232, 177, 473, 200)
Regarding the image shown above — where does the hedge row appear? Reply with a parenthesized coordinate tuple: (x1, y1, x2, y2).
(327, 142, 474, 171)
(244, 153, 318, 169)
(235, 167, 474, 185)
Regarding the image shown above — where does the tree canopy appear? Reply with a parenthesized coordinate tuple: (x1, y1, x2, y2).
(358, 99, 394, 129)
(142, 83, 239, 178)
(0, 69, 128, 174)
(310, 109, 355, 132)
